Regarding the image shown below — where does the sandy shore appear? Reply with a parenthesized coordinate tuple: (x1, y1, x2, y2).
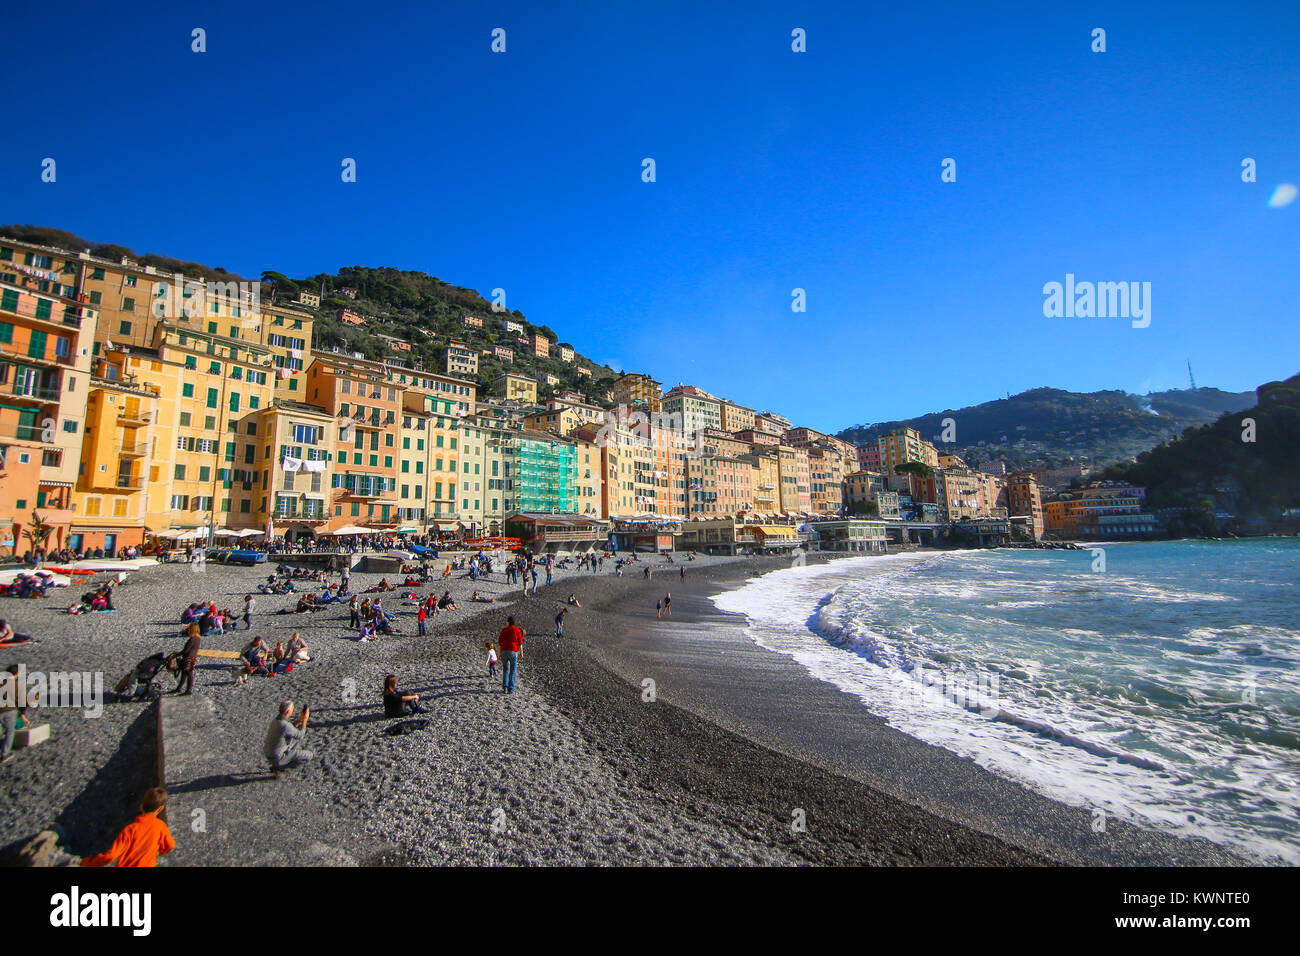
(0, 549, 1246, 865)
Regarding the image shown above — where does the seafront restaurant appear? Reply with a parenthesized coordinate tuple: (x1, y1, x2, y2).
(503, 512, 608, 554)
(676, 515, 807, 555)
(608, 514, 681, 553)
(810, 518, 889, 552)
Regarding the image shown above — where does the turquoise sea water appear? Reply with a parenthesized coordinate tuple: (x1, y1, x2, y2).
(714, 539, 1300, 862)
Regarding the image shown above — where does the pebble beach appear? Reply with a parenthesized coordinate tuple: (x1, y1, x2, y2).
(0, 550, 1246, 866)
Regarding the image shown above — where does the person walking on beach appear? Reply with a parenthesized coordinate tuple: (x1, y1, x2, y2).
(174, 625, 200, 695)
(417, 603, 428, 636)
(497, 616, 525, 694)
(485, 641, 498, 678)
(680, 566, 685, 581)
(264, 700, 312, 778)
(663, 593, 672, 618)
(80, 787, 175, 868)
(243, 594, 255, 630)
(656, 598, 663, 619)
(555, 608, 567, 638)
(349, 595, 361, 629)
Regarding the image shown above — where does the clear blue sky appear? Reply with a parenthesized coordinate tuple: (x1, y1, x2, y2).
(4, 0, 1297, 432)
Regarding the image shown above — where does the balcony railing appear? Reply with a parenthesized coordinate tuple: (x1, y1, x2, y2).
(113, 475, 146, 490)
(6, 382, 60, 403)
(272, 509, 327, 522)
(118, 441, 149, 456)
(117, 409, 152, 426)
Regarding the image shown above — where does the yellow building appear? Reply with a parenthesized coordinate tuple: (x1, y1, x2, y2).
(610, 372, 662, 414)
(495, 372, 538, 405)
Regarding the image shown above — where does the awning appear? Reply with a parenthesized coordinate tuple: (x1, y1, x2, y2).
(751, 525, 797, 538)
(322, 525, 372, 536)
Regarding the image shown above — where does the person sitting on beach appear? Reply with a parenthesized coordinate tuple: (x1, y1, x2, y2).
(0, 620, 33, 646)
(373, 606, 397, 635)
(471, 590, 493, 603)
(441, 564, 452, 579)
(358, 621, 377, 642)
(236, 637, 273, 684)
(288, 632, 311, 663)
(438, 591, 457, 611)
(80, 787, 175, 868)
(382, 675, 426, 717)
(271, 641, 293, 674)
(264, 700, 312, 779)
(567, 594, 582, 608)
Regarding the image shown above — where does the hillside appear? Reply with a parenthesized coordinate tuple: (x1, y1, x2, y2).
(275, 266, 619, 402)
(1100, 373, 1300, 529)
(836, 386, 1256, 476)
(1, 224, 621, 404)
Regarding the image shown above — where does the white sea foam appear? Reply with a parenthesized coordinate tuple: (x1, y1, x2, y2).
(712, 544, 1300, 863)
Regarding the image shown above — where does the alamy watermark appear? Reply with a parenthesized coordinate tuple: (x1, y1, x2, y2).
(3, 664, 104, 718)
(150, 274, 261, 323)
(1042, 274, 1150, 328)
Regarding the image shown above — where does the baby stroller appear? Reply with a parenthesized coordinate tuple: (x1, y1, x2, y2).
(113, 652, 177, 702)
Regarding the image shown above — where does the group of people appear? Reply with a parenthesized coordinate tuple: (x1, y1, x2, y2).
(233, 633, 311, 684)
(68, 582, 117, 615)
(1, 570, 59, 598)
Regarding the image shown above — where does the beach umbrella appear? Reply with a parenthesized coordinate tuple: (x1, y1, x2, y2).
(325, 525, 371, 536)
(237, 528, 265, 537)
(212, 527, 239, 538)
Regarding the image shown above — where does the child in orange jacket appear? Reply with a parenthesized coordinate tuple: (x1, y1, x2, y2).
(81, 787, 175, 867)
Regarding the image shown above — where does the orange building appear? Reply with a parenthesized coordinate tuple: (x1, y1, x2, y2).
(0, 280, 96, 555)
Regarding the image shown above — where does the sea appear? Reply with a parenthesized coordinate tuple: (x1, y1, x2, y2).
(712, 538, 1300, 863)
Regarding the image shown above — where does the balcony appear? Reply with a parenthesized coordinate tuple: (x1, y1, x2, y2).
(0, 421, 47, 442)
(6, 382, 60, 404)
(112, 475, 146, 491)
(117, 408, 152, 427)
(272, 509, 328, 523)
(118, 440, 149, 457)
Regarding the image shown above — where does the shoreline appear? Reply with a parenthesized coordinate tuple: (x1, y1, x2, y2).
(0, 549, 1253, 865)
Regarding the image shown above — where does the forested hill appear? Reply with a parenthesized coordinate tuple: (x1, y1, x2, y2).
(273, 265, 619, 401)
(0, 224, 621, 403)
(1101, 373, 1300, 519)
(835, 385, 1256, 472)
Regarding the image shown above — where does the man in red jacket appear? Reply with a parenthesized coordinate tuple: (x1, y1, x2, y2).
(497, 616, 525, 694)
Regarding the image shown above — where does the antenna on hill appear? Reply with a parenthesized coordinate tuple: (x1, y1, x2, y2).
(1188, 360, 1197, 391)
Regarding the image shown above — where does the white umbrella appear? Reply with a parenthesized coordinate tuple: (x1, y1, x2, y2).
(324, 525, 372, 536)
(175, 528, 208, 541)
(151, 528, 185, 539)
(212, 528, 239, 537)
(237, 529, 265, 537)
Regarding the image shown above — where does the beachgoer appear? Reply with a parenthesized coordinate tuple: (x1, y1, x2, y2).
(656, 598, 663, 619)
(485, 642, 498, 678)
(80, 788, 175, 867)
(382, 675, 426, 717)
(264, 700, 312, 777)
(663, 593, 672, 617)
(497, 616, 525, 694)
(555, 608, 567, 637)
(174, 625, 200, 695)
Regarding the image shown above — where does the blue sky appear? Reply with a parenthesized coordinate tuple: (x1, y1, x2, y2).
(4, 0, 1297, 432)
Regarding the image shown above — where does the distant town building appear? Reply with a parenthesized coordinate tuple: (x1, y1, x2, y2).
(444, 340, 478, 376)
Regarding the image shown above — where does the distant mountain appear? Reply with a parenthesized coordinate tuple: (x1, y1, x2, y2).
(835, 386, 1257, 474)
(1101, 373, 1300, 528)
